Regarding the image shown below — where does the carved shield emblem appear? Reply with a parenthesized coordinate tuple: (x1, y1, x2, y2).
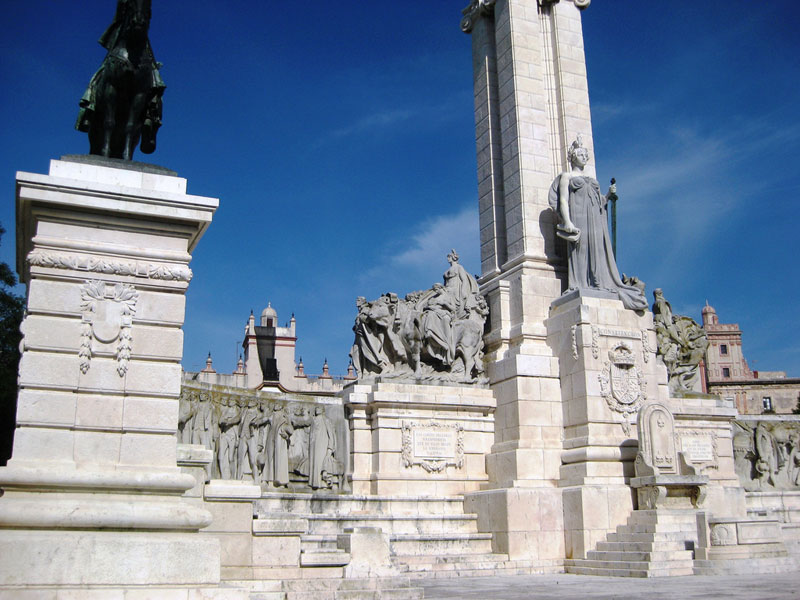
(79, 280, 138, 376)
(599, 343, 646, 418)
(610, 363, 639, 406)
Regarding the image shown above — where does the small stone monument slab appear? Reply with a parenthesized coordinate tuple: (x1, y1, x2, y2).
(632, 402, 708, 509)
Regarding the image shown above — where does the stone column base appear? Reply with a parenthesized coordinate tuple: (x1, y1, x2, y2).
(343, 382, 496, 497)
(464, 486, 564, 563)
(0, 530, 221, 587)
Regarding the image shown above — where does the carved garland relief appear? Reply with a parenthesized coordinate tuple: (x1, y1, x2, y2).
(79, 280, 138, 376)
(28, 249, 192, 282)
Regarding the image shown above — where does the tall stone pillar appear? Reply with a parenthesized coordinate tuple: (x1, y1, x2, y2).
(0, 157, 234, 595)
(460, 0, 596, 564)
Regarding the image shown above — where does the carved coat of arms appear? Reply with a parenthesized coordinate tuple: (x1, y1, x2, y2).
(599, 343, 646, 418)
(79, 280, 138, 376)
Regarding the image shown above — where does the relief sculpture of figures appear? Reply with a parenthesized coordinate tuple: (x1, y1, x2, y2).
(177, 388, 197, 445)
(349, 251, 488, 383)
(76, 0, 165, 160)
(732, 420, 800, 491)
(262, 404, 293, 488)
(216, 398, 242, 480)
(652, 288, 709, 394)
(236, 400, 260, 480)
(178, 387, 347, 491)
(548, 135, 648, 311)
(308, 406, 338, 490)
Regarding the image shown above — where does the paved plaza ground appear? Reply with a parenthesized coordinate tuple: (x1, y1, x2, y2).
(420, 572, 800, 599)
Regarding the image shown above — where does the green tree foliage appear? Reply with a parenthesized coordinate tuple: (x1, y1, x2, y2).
(0, 223, 24, 465)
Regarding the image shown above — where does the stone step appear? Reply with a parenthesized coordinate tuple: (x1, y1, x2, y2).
(227, 579, 283, 592)
(299, 549, 350, 567)
(607, 531, 695, 543)
(390, 532, 493, 556)
(587, 550, 694, 562)
(596, 540, 689, 553)
(394, 554, 509, 574)
(303, 513, 479, 536)
(693, 556, 799, 576)
(616, 521, 698, 534)
(566, 558, 694, 572)
(256, 492, 467, 517)
(280, 576, 423, 600)
(284, 591, 423, 600)
(565, 564, 693, 578)
(393, 552, 510, 566)
(628, 509, 701, 520)
(301, 534, 339, 551)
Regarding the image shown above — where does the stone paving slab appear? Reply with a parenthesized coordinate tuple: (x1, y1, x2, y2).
(420, 572, 800, 599)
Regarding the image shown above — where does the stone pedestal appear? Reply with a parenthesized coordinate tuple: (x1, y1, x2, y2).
(0, 158, 230, 595)
(342, 382, 495, 496)
(546, 291, 667, 559)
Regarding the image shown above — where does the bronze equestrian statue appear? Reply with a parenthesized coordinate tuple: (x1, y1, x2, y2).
(76, 0, 165, 160)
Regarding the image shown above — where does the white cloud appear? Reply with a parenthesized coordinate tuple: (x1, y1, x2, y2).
(358, 204, 479, 294)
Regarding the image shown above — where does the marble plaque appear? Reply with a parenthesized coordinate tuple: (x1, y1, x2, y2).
(414, 427, 457, 459)
(682, 435, 715, 463)
(401, 421, 464, 473)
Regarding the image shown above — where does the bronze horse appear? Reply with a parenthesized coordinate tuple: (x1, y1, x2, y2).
(76, 0, 165, 160)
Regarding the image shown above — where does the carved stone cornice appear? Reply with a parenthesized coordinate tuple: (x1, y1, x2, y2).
(27, 249, 193, 282)
(539, 0, 591, 10)
(461, 0, 496, 33)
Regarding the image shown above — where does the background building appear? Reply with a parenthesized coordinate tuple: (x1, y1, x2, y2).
(703, 303, 800, 414)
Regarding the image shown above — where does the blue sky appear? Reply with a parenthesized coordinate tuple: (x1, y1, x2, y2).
(2, 1, 798, 378)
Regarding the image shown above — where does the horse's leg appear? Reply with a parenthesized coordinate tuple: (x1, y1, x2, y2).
(101, 86, 117, 158)
(123, 92, 149, 160)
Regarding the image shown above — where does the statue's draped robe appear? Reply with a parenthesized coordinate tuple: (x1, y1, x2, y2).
(444, 263, 479, 318)
(549, 175, 647, 311)
(308, 415, 337, 489)
(264, 411, 292, 486)
(421, 290, 457, 365)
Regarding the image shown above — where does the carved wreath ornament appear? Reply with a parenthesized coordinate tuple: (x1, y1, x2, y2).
(598, 343, 646, 418)
(79, 280, 138, 376)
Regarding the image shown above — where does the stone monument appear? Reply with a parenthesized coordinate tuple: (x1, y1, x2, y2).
(344, 251, 495, 497)
(0, 157, 234, 596)
(76, 0, 165, 160)
(349, 250, 488, 383)
(652, 288, 709, 394)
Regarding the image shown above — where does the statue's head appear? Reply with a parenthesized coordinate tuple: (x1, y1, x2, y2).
(447, 249, 460, 264)
(653, 288, 664, 298)
(315, 406, 325, 416)
(567, 135, 589, 167)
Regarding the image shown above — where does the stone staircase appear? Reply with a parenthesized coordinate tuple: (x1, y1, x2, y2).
(565, 509, 699, 577)
(255, 492, 541, 579)
(227, 577, 423, 600)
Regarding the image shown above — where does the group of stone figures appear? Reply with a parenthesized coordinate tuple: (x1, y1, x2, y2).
(178, 387, 344, 491)
(733, 420, 800, 491)
(349, 250, 488, 383)
(652, 289, 708, 394)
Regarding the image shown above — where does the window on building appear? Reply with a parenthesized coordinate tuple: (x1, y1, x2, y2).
(763, 397, 773, 412)
(720, 344, 728, 355)
(722, 367, 730, 378)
